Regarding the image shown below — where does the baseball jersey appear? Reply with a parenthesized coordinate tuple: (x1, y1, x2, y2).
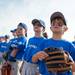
(35, 38, 75, 75)
(0, 42, 9, 53)
(23, 37, 46, 62)
(8, 36, 27, 60)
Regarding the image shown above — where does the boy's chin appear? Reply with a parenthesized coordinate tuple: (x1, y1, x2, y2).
(52, 30, 61, 33)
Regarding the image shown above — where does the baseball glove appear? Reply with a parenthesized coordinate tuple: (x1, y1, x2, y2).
(1, 62, 11, 75)
(44, 47, 73, 72)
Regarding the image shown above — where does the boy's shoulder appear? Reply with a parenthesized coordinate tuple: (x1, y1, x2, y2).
(17, 37, 27, 43)
(47, 38, 74, 45)
(28, 37, 45, 41)
(60, 39, 74, 45)
(28, 37, 34, 40)
(10, 38, 17, 41)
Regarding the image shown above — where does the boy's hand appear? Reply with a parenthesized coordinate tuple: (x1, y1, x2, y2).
(32, 51, 48, 62)
(10, 48, 18, 57)
(37, 51, 48, 60)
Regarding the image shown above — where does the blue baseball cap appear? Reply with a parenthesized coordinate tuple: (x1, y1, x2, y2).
(10, 29, 17, 33)
(17, 22, 27, 30)
(32, 19, 45, 28)
(50, 11, 66, 25)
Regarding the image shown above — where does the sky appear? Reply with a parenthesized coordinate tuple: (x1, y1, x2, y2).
(0, 0, 75, 41)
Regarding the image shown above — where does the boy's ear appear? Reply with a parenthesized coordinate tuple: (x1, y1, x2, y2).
(50, 27, 52, 30)
(42, 28, 45, 32)
(65, 26, 68, 31)
(50, 26, 53, 31)
(42, 29, 45, 32)
(25, 29, 27, 33)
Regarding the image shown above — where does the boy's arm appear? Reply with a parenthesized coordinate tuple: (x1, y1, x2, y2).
(10, 40, 26, 57)
(72, 62, 75, 75)
(32, 54, 38, 62)
(10, 48, 18, 57)
(7, 48, 18, 62)
(69, 43, 75, 75)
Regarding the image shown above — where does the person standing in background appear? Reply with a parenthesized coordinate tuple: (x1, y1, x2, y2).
(21, 19, 47, 75)
(8, 22, 27, 75)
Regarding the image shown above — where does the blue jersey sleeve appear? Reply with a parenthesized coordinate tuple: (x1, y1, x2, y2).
(24, 45, 40, 62)
(17, 37, 27, 50)
(8, 38, 18, 51)
(69, 43, 75, 61)
(0, 42, 9, 53)
(17, 41, 26, 50)
(39, 39, 47, 51)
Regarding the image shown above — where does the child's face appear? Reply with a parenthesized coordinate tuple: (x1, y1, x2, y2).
(0, 37, 5, 42)
(50, 18, 67, 34)
(33, 22, 44, 33)
(16, 27, 26, 36)
(12, 32, 17, 37)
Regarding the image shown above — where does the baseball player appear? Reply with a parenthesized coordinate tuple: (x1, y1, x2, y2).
(0, 36, 9, 75)
(21, 19, 47, 75)
(8, 22, 27, 75)
(32, 11, 75, 75)
(7, 29, 18, 75)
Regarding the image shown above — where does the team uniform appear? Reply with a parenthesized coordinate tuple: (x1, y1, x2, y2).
(8, 38, 18, 75)
(0, 42, 9, 53)
(0, 41, 9, 62)
(22, 37, 46, 75)
(0, 41, 9, 75)
(8, 22, 27, 75)
(8, 36, 27, 75)
(16, 36, 27, 75)
(33, 38, 75, 75)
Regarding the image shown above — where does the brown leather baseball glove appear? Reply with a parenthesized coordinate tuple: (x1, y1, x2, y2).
(1, 62, 11, 75)
(44, 47, 74, 72)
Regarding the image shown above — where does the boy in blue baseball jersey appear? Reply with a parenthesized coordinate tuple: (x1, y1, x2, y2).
(8, 22, 27, 75)
(0, 36, 9, 75)
(32, 11, 75, 75)
(0, 36, 9, 62)
(7, 29, 18, 75)
(22, 19, 47, 75)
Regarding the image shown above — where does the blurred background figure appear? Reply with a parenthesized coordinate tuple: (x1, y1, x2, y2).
(0, 35, 9, 75)
(4, 35, 10, 42)
(0, 36, 5, 42)
(8, 22, 27, 75)
(10, 29, 17, 38)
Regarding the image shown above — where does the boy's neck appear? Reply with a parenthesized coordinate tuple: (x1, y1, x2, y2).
(18, 35, 25, 38)
(52, 33, 62, 40)
(35, 32, 42, 37)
